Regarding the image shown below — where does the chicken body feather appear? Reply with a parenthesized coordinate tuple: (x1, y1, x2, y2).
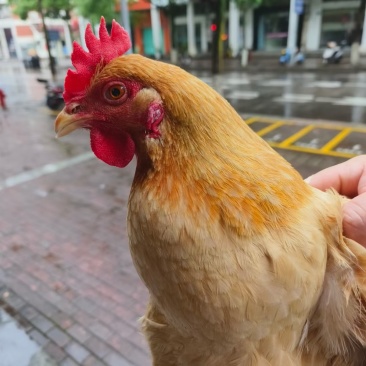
(56, 53, 366, 365)
(119, 56, 366, 365)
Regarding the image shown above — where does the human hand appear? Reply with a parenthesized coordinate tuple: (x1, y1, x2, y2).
(306, 155, 366, 247)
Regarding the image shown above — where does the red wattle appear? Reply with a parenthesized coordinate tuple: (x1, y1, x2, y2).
(90, 129, 135, 168)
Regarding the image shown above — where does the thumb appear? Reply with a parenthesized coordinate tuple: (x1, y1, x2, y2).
(343, 192, 366, 247)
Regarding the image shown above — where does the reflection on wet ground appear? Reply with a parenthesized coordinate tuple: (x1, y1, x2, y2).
(0, 308, 56, 366)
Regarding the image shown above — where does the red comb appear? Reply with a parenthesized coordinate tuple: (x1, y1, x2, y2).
(63, 17, 131, 103)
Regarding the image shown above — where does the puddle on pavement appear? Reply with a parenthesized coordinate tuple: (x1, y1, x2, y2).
(0, 309, 56, 366)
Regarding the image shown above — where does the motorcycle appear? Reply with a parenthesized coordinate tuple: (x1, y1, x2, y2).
(37, 78, 64, 110)
(322, 41, 345, 64)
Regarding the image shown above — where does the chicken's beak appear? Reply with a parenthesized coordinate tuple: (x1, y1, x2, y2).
(55, 108, 85, 138)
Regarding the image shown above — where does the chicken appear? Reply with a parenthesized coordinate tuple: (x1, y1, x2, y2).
(55, 18, 366, 365)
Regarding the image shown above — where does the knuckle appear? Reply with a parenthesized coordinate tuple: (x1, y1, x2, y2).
(343, 199, 366, 241)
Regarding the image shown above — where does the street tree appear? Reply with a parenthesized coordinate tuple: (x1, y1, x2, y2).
(209, 0, 272, 73)
(10, 0, 72, 20)
(72, 0, 118, 24)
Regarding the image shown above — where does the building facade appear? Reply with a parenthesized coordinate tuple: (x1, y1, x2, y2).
(128, 0, 171, 58)
(305, 0, 361, 50)
(0, 4, 72, 61)
(170, 0, 365, 55)
(0, 0, 365, 61)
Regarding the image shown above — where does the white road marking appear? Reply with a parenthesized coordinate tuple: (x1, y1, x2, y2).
(226, 90, 259, 100)
(307, 81, 342, 88)
(267, 133, 283, 142)
(259, 80, 292, 87)
(315, 97, 338, 103)
(273, 94, 314, 103)
(337, 146, 365, 154)
(344, 83, 366, 88)
(199, 77, 212, 84)
(333, 97, 366, 107)
(224, 79, 251, 85)
(0, 152, 94, 191)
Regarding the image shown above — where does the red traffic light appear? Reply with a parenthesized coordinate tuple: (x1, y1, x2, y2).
(210, 24, 217, 31)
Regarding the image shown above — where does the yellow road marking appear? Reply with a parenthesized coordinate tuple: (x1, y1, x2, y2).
(257, 121, 285, 136)
(245, 116, 282, 125)
(278, 125, 315, 147)
(245, 117, 261, 125)
(269, 142, 356, 158)
(320, 128, 352, 153)
(243, 117, 366, 157)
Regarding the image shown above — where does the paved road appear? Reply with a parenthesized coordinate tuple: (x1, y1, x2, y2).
(193, 70, 366, 124)
(1, 61, 366, 365)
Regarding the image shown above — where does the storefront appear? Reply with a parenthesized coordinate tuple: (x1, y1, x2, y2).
(128, 0, 171, 58)
(320, 3, 358, 46)
(256, 10, 289, 50)
(305, 0, 361, 51)
(253, 1, 294, 51)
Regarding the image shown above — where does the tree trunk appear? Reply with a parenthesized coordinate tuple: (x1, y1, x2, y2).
(37, 0, 56, 79)
(218, 0, 226, 71)
(212, 0, 226, 74)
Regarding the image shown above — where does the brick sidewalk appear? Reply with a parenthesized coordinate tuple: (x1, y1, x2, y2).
(0, 155, 151, 365)
(0, 66, 151, 365)
(0, 66, 354, 366)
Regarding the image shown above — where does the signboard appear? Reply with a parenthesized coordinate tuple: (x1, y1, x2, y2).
(295, 0, 304, 15)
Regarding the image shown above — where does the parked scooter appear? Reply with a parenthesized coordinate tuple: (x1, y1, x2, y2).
(279, 48, 305, 65)
(322, 41, 345, 64)
(279, 49, 291, 65)
(37, 78, 64, 110)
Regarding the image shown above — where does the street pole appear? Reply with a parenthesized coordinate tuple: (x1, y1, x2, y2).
(120, 0, 132, 54)
(287, 0, 299, 53)
(151, 3, 162, 60)
(187, 0, 197, 57)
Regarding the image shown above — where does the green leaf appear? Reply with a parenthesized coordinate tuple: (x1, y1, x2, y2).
(9, 0, 72, 19)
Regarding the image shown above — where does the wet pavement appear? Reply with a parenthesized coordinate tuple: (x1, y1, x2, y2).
(192, 70, 366, 124)
(0, 59, 366, 365)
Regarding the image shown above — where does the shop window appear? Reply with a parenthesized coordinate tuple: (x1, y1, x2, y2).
(175, 24, 188, 55)
(258, 12, 289, 51)
(320, 8, 356, 46)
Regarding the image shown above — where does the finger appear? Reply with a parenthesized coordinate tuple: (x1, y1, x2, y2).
(305, 165, 344, 192)
(343, 192, 366, 247)
(306, 156, 366, 198)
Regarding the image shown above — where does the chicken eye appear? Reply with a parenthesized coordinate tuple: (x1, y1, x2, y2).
(105, 84, 127, 102)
